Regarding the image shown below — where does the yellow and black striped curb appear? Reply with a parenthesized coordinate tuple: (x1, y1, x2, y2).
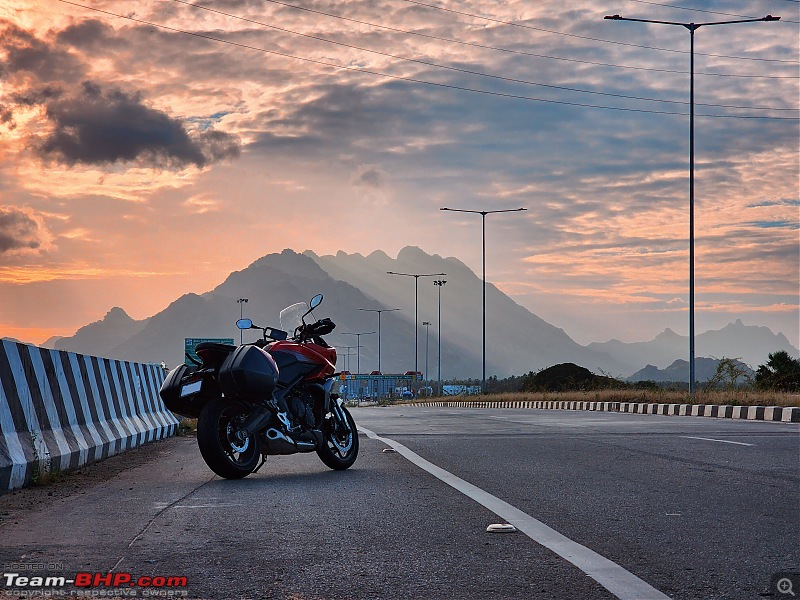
(403, 400, 800, 423)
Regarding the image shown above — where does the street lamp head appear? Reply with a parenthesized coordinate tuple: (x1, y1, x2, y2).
(764, 15, 780, 21)
(605, 14, 621, 20)
(387, 271, 446, 278)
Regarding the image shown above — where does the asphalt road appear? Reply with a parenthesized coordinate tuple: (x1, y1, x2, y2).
(1, 407, 798, 600)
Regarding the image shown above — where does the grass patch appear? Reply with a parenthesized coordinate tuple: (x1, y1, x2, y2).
(32, 468, 67, 487)
(176, 417, 198, 436)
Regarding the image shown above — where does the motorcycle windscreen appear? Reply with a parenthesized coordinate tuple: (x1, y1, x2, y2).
(279, 302, 308, 333)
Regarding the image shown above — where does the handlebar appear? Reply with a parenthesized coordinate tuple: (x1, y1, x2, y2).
(295, 318, 336, 343)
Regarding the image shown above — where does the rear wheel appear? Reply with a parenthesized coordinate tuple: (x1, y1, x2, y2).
(317, 404, 359, 470)
(197, 397, 261, 479)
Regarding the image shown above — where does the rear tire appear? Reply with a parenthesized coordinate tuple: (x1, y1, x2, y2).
(317, 405, 359, 470)
(197, 397, 261, 479)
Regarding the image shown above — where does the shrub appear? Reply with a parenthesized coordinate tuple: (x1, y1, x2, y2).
(520, 363, 627, 392)
(755, 351, 800, 392)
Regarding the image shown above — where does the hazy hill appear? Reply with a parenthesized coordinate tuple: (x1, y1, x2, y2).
(305, 246, 626, 377)
(49, 250, 467, 375)
(41, 335, 63, 349)
(55, 307, 145, 357)
(588, 319, 798, 373)
(48, 248, 622, 377)
(628, 358, 754, 383)
(49, 247, 797, 381)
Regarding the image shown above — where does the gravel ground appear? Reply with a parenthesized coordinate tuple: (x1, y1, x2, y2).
(0, 436, 184, 528)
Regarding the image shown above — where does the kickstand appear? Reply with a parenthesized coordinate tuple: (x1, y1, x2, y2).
(253, 454, 268, 473)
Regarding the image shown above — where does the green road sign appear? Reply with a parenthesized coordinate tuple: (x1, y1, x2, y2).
(184, 338, 234, 366)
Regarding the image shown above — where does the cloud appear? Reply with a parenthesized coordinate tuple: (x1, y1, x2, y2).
(352, 164, 386, 188)
(54, 18, 120, 53)
(0, 206, 52, 256)
(0, 104, 13, 129)
(0, 21, 241, 171)
(24, 81, 240, 169)
(0, 20, 88, 84)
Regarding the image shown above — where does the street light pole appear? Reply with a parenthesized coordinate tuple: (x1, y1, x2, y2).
(341, 332, 375, 375)
(434, 280, 446, 396)
(357, 308, 400, 373)
(387, 271, 446, 375)
(338, 346, 356, 372)
(604, 13, 780, 396)
(440, 207, 526, 393)
(236, 298, 248, 344)
(422, 321, 431, 382)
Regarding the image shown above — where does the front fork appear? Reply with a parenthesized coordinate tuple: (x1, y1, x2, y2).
(328, 396, 353, 436)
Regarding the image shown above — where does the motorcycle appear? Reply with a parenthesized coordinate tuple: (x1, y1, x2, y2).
(159, 293, 358, 479)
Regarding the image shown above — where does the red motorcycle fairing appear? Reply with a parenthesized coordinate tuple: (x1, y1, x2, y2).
(267, 340, 337, 382)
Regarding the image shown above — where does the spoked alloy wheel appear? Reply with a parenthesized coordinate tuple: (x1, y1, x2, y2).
(197, 397, 261, 479)
(317, 405, 359, 470)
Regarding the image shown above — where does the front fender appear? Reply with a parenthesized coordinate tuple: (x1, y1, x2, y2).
(321, 378, 336, 412)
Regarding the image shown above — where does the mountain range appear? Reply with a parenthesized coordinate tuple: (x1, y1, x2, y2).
(32, 247, 797, 381)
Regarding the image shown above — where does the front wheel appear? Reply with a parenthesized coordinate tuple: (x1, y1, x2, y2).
(197, 397, 261, 479)
(317, 405, 359, 470)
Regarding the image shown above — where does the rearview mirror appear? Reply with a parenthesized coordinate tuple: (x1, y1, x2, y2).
(236, 318, 253, 330)
(309, 293, 323, 309)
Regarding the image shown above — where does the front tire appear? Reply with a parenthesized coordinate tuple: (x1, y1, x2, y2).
(197, 397, 261, 479)
(317, 405, 359, 470)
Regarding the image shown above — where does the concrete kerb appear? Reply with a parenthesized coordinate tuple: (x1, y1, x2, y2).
(0, 340, 179, 493)
(402, 399, 800, 423)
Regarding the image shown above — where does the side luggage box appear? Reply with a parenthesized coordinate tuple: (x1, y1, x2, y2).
(159, 364, 206, 418)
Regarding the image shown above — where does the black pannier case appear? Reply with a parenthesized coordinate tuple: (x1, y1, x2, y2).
(159, 364, 206, 418)
(219, 345, 279, 401)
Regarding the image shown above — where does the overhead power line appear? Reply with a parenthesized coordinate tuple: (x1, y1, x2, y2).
(399, 0, 800, 64)
(55, 0, 800, 121)
(171, 0, 795, 112)
(247, 0, 797, 79)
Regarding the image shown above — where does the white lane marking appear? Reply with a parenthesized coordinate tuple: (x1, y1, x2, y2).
(681, 436, 754, 446)
(486, 416, 592, 428)
(171, 504, 244, 509)
(359, 425, 669, 600)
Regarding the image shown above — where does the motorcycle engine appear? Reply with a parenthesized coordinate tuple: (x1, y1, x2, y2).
(288, 390, 315, 429)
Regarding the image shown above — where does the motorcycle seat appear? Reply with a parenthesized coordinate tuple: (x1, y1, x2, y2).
(195, 342, 237, 354)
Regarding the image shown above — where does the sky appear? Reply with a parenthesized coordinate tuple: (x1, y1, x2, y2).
(1, 0, 798, 351)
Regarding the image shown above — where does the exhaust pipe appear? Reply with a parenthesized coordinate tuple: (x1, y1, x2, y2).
(264, 428, 316, 454)
(240, 404, 272, 437)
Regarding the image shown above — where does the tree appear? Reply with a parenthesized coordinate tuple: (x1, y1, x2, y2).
(755, 351, 800, 391)
(703, 357, 752, 392)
